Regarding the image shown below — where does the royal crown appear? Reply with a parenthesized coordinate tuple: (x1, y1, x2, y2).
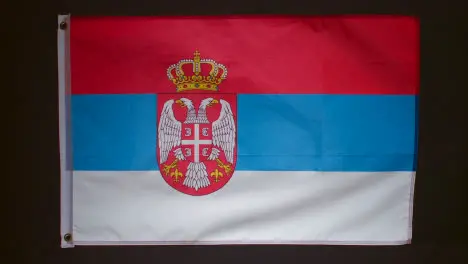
(167, 50, 228, 92)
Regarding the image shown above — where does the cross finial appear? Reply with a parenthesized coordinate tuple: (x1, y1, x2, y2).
(194, 50, 200, 59)
(193, 50, 201, 75)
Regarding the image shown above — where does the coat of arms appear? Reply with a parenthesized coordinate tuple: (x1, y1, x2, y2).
(157, 51, 237, 196)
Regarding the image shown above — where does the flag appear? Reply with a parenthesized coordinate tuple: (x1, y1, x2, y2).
(58, 15, 419, 247)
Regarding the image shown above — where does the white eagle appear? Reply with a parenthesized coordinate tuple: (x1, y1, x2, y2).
(158, 97, 236, 191)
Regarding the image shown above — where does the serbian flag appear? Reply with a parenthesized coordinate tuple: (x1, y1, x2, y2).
(58, 14, 419, 247)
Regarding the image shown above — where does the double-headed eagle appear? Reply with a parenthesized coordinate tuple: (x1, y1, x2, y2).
(158, 97, 236, 190)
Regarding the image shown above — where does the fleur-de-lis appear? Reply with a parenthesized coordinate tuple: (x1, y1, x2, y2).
(170, 169, 183, 182)
(210, 169, 223, 182)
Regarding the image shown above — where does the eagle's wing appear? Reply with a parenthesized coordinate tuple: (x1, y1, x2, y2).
(158, 100, 182, 164)
(212, 99, 236, 163)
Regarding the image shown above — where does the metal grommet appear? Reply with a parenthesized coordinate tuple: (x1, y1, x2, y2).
(59, 21, 67, 30)
(63, 233, 72, 242)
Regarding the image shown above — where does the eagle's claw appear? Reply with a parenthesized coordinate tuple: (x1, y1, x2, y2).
(221, 164, 232, 174)
(163, 159, 179, 175)
(163, 165, 172, 175)
(216, 159, 232, 174)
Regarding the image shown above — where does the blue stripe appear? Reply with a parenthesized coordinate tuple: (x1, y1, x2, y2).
(71, 94, 158, 170)
(71, 94, 417, 171)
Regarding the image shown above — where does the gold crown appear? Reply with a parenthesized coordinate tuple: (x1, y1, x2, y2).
(167, 50, 228, 92)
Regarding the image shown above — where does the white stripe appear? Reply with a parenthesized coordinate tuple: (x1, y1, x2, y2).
(73, 171, 414, 245)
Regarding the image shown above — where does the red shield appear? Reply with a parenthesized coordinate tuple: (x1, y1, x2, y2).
(157, 93, 237, 196)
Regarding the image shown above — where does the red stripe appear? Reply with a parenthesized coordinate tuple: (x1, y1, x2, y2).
(70, 16, 419, 95)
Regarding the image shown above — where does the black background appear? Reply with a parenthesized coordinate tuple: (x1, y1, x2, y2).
(12, 0, 467, 263)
